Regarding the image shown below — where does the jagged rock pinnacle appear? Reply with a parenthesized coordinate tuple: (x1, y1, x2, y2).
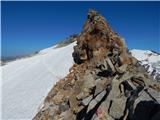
(73, 9, 132, 66)
(33, 10, 160, 120)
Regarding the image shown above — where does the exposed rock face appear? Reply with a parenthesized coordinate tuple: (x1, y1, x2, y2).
(33, 10, 160, 120)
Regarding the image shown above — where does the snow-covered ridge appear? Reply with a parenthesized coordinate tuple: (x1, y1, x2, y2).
(1, 42, 76, 119)
(131, 49, 160, 81)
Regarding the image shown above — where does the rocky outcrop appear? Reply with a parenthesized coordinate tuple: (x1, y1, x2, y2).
(55, 34, 78, 48)
(33, 10, 160, 120)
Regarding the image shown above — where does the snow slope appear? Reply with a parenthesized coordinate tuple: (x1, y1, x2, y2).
(1, 42, 76, 120)
(131, 49, 160, 81)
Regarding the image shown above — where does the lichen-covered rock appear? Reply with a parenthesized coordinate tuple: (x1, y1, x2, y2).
(33, 9, 160, 120)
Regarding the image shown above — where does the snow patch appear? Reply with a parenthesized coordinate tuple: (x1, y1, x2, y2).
(131, 49, 160, 80)
(1, 42, 76, 119)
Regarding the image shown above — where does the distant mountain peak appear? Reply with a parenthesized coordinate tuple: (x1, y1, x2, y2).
(131, 49, 160, 81)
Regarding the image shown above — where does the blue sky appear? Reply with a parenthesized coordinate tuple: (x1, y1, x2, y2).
(2, 1, 160, 57)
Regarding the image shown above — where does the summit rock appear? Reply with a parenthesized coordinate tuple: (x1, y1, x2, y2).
(33, 10, 160, 120)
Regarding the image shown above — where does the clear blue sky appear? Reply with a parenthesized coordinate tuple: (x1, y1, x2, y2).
(2, 1, 160, 57)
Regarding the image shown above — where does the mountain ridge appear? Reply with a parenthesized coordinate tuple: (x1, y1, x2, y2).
(33, 10, 160, 120)
(1, 41, 159, 119)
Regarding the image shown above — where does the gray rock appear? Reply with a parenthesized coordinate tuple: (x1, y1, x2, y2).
(120, 71, 132, 81)
(111, 75, 121, 97)
(118, 56, 124, 65)
(87, 99, 98, 112)
(76, 91, 89, 100)
(94, 79, 104, 96)
(109, 96, 127, 119)
(133, 90, 152, 110)
(146, 88, 160, 103)
(131, 75, 145, 87)
(155, 74, 160, 82)
(59, 103, 69, 112)
(59, 110, 75, 120)
(82, 95, 93, 106)
(95, 90, 106, 102)
(106, 57, 116, 73)
(83, 71, 96, 89)
(76, 92, 84, 100)
(96, 60, 108, 71)
(112, 48, 119, 55)
(118, 64, 128, 73)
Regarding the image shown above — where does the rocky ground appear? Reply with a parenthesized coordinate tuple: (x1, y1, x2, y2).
(55, 34, 78, 48)
(33, 10, 160, 120)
